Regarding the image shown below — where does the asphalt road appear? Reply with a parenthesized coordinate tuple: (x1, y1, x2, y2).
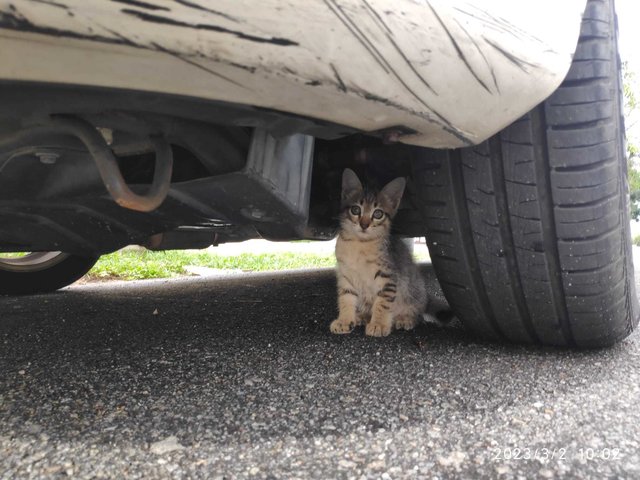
(1, 265, 640, 479)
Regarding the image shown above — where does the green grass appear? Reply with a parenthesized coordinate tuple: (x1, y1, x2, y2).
(88, 250, 337, 280)
(635, 235, 640, 247)
(86, 242, 431, 281)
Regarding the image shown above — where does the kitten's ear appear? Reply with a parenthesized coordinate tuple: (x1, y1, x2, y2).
(341, 168, 363, 204)
(379, 177, 406, 216)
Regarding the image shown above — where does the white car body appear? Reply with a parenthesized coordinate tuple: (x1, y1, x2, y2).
(0, 0, 586, 148)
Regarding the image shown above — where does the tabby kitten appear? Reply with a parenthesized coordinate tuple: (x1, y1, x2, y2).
(330, 169, 428, 337)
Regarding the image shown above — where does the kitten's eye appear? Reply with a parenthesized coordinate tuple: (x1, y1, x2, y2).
(350, 205, 361, 216)
(372, 209, 384, 219)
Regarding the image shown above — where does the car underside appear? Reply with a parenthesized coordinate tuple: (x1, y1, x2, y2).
(0, 82, 361, 253)
(0, 0, 587, 254)
(1, 0, 638, 348)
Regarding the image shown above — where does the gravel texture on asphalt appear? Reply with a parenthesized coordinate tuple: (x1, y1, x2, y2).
(1, 266, 639, 479)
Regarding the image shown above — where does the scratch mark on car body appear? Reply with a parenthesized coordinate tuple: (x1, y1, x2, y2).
(452, 17, 500, 93)
(322, 0, 390, 74)
(110, 0, 170, 12)
(484, 38, 538, 73)
(323, 0, 465, 142)
(359, 90, 472, 146)
(1, 5, 260, 90)
(0, 10, 139, 48)
(149, 42, 247, 88)
(120, 9, 298, 46)
(330, 63, 347, 92)
(361, 0, 392, 34)
(428, 3, 492, 94)
(172, 0, 240, 23)
(28, 0, 69, 9)
(228, 62, 257, 74)
(361, 0, 438, 96)
(452, 5, 544, 44)
(96, 22, 146, 47)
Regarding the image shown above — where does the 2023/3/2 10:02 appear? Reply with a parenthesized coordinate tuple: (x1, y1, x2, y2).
(491, 447, 622, 462)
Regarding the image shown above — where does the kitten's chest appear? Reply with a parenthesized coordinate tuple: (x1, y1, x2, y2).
(336, 238, 381, 291)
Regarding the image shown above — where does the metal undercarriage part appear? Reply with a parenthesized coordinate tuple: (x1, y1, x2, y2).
(0, 115, 318, 254)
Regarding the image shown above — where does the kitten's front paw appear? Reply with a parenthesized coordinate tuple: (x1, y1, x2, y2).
(394, 315, 417, 331)
(330, 318, 355, 334)
(365, 320, 392, 337)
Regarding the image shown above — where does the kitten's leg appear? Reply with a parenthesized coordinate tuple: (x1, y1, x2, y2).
(393, 300, 421, 331)
(395, 283, 428, 330)
(366, 282, 396, 337)
(330, 288, 358, 334)
(394, 311, 418, 330)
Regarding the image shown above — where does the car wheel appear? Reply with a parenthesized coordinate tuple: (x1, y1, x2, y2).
(0, 252, 98, 294)
(411, 0, 638, 347)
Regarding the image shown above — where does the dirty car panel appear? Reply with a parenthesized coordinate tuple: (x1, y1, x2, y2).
(0, 0, 586, 148)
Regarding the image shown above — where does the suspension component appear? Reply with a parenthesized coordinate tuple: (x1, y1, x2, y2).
(0, 116, 173, 212)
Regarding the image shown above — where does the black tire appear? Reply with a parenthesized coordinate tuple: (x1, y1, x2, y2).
(411, 0, 638, 347)
(0, 253, 98, 295)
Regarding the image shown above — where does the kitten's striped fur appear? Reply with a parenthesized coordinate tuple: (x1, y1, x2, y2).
(330, 169, 428, 337)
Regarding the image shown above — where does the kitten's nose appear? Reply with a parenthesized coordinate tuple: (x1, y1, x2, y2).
(359, 219, 370, 230)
